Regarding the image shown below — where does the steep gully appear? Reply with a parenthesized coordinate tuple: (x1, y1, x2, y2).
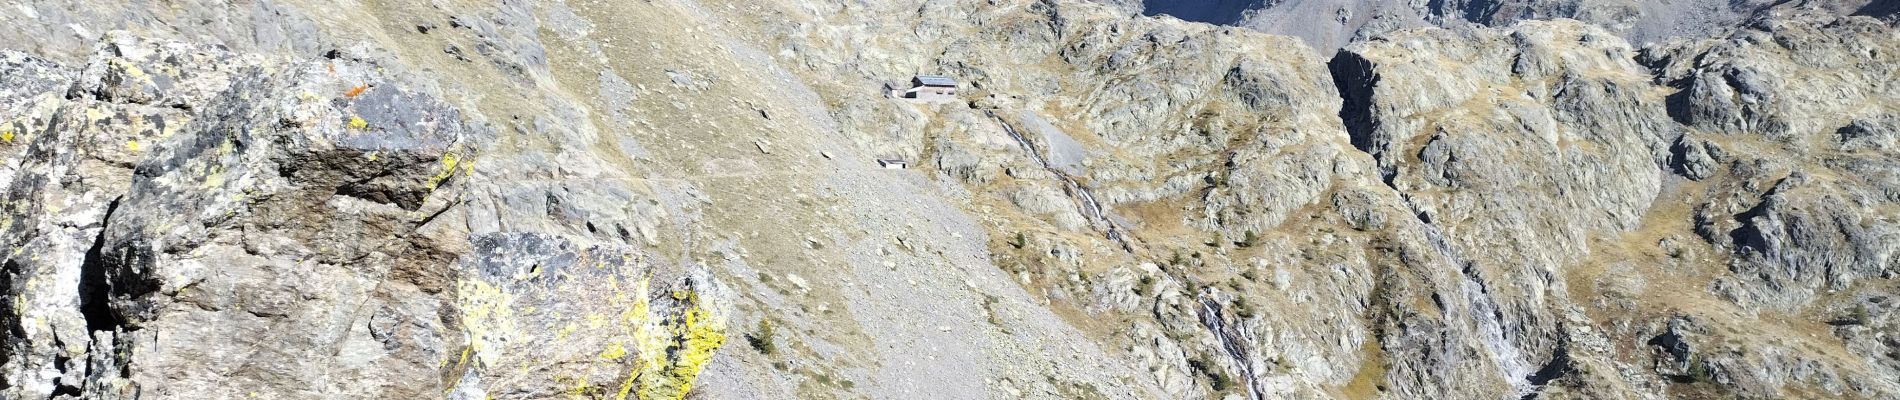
(1200, 296, 1266, 400)
(1328, 50, 1552, 398)
(987, 109, 1275, 397)
(987, 110, 1134, 253)
(971, 44, 1567, 397)
(981, 61, 1535, 396)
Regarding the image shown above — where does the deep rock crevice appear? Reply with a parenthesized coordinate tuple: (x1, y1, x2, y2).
(1519, 342, 1572, 399)
(1327, 50, 1380, 158)
(78, 198, 124, 334)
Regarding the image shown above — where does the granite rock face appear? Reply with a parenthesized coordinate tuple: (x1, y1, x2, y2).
(1330, 19, 1681, 398)
(0, 24, 725, 400)
(1330, 11, 1900, 398)
(1137, 0, 1887, 51)
(1640, 11, 1900, 397)
(0, 0, 1896, 399)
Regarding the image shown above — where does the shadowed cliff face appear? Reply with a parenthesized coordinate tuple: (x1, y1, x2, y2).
(1860, 1, 1900, 17)
(1143, 0, 1271, 25)
(0, 0, 1896, 399)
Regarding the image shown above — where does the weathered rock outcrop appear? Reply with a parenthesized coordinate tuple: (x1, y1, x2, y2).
(0, 33, 479, 398)
(1324, 10, 1900, 398)
(0, 20, 733, 400)
(0, 0, 1896, 399)
(1637, 11, 1900, 397)
(1139, 0, 1887, 51)
(1329, 19, 1685, 399)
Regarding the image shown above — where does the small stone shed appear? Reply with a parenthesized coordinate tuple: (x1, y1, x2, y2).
(887, 75, 958, 101)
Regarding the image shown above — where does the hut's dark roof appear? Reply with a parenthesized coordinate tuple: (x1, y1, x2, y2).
(912, 75, 957, 87)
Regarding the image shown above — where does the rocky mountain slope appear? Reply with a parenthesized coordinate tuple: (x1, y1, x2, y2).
(1137, 0, 1891, 51)
(0, 0, 1895, 399)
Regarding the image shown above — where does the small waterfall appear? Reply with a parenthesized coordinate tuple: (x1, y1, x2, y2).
(988, 111, 1131, 251)
(1416, 215, 1534, 396)
(1199, 296, 1265, 400)
(1459, 265, 1533, 395)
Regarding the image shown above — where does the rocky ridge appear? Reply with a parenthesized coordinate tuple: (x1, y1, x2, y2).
(1135, 0, 1891, 51)
(0, 0, 1894, 399)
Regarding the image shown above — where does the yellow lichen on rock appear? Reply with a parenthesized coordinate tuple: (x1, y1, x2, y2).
(85, 107, 106, 125)
(201, 158, 228, 188)
(600, 342, 628, 360)
(456, 279, 520, 368)
(347, 116, 369, 130)
(557, 322, 580, 339)
(450, 268, 725, 400)
(108, 58, 150, 80)
(625, 289, 727, 400)
(202, 170, 225, 189)
(427, 152, 463, 190)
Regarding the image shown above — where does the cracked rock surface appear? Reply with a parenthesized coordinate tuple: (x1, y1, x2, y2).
(0, 0, 1896, 399)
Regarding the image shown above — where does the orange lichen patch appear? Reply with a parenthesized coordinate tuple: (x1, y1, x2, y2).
(345, 83, 369, 98)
